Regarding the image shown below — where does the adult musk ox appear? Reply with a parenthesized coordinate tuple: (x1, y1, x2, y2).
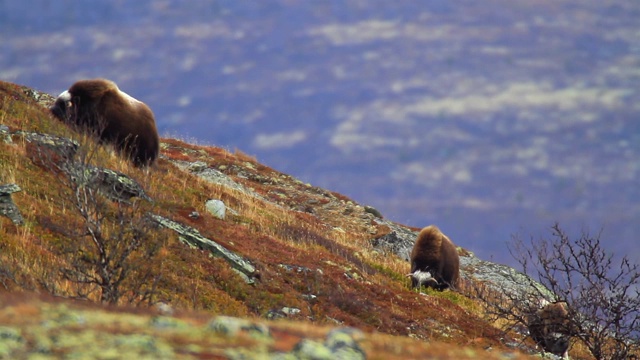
(51, 78, 159, 167)
(407, 225, 460, 291)
(527, 301, 575, 359)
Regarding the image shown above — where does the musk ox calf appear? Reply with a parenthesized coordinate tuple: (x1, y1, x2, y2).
(407, 225, 460, 291)
(527, 301, 575, 359)
(51, 78, 159, 167)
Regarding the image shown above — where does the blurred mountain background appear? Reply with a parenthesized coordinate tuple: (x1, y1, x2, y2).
(1, 0, 638, 265)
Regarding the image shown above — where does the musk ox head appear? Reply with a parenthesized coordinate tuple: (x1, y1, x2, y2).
(50, 90, 73, 120)
(406, 270, 440, 289)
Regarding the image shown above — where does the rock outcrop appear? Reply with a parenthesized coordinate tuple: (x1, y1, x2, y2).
(150, 214, 258, 284)
(0, 184, 24, 225)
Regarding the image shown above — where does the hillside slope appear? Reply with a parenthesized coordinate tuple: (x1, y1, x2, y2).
(0, 80, 545, 359)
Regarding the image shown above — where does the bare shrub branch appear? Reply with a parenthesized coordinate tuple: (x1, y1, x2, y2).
(33, 128, 167, 305)
(477, 223, 640, 360)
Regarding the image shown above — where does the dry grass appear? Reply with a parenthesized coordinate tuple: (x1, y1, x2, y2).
(0, 80, 547, 358)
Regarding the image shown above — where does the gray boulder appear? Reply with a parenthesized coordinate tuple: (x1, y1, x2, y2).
(205, 199, 226, 220)
(0, 184, 24, 225)
(18, 131, 80, 163)
(0, 125, 11, 144)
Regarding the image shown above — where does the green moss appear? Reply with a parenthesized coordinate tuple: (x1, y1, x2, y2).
(421, 287, 476, 310)
(369, 263, 406, 283)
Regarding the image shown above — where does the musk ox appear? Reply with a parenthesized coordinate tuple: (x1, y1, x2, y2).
(527, 301, 575, 359)
(407, 225, 460, 291)
(51, 78, 159, 167)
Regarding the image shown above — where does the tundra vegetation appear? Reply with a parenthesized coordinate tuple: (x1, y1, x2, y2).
(1, 81, 638, 358)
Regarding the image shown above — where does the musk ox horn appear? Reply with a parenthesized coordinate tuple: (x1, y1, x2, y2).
(407, 270, 440, 289)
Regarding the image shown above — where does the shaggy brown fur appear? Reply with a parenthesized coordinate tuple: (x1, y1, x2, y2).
(528, 301, 574, 359)
(407, 225, 460, 291)
(51, 78, 159, 167)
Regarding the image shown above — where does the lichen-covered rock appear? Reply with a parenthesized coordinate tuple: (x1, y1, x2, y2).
(19, 131, 80, 162)
(325, 328, 366, 360)
(0, 184, 24, 225)
(363, 205, 383, 218)
(74, 165, 152, 203)
(173, 160, 262, 199)
(266, 307, 302, 320)
(278, 263, 323, 275)
(20, 86, 56, 108)
(0, 125, 11, 144)
(292, 339, 333, 360)
(370, 222, 418, 261)
(208, 316, 271, 341)
(0, 326, 25, 357)
(272, 327, 367, 360)
(14, 130, 149, 203)
(150, 214, 258, 282)
(460, 252, 554, 301)
(150, 316, 189, 330)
